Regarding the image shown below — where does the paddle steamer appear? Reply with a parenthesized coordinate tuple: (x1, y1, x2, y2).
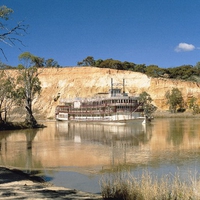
(55, 79, 145, 122)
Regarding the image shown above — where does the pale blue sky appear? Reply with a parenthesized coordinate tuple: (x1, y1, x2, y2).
(1, 0, 200, 68)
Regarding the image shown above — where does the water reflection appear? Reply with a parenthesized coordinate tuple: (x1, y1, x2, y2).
(1, 119, 200, 170)
(0, 128, 43, 174)
(57, 121, 149, 146)
(55, 121, 151, 168)
(0, 118, 200, 192)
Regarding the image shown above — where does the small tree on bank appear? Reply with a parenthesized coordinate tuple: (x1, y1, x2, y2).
(188, 96, 200, 114)
(165, 88, 184, 113)
(16, 52, 42, 127)
(0, 70, 15, 123)
(139, 91, 157, 119)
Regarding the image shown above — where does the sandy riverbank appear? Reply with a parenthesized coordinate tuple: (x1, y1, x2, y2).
(0, 167, 102, 200)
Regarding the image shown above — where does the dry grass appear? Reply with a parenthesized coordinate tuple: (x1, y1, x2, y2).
(100, 170, 200, 200)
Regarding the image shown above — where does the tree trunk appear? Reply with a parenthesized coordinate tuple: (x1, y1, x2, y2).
(24, 98, 37, 127)
(0, 111, 3, 123)
(0, 101, 4, 123)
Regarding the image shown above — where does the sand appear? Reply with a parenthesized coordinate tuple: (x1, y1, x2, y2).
(0, 167, 102, 200)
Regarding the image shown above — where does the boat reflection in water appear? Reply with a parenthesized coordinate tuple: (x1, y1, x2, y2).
(57, 120, 148, 144)
(56, 120, 151, 169)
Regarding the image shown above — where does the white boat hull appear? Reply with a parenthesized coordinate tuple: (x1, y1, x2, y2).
(56, 112, 145, 124)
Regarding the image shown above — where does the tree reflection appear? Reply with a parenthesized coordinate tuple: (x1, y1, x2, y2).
(0, 128, 44, 175)
(24, 129, 38, 173)
(167, 119, 184, 146)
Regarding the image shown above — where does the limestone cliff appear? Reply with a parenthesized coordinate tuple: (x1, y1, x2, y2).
(28, 67, 200, 119)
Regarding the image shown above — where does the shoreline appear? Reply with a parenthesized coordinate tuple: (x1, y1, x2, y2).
(153, 110, 200, 118)
(0, 167, 102, 200)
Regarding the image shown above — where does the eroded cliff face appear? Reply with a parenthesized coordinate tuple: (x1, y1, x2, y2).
(149, 78, 200, 110)
(7, 67, 200, 119)
(36, 67, 151, 118)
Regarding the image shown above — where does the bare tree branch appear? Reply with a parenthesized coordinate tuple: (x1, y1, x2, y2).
(0, 6, 28, 61)
(0, 47, 7, 61)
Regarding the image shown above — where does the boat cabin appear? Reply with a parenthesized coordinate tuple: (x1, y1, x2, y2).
(109, 88, 128, 97)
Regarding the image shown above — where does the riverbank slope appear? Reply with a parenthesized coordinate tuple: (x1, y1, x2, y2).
(0, 167, 102, 199)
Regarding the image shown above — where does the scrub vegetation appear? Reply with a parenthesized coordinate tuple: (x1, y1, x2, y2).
(78, 56, 200, 83)
(101, 170, 200, 200)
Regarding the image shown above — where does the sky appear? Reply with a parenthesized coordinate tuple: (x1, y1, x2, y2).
(1, 0, 200, 68)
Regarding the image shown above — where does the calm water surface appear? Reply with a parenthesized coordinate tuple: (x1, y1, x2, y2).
(0, 118, 200, 193)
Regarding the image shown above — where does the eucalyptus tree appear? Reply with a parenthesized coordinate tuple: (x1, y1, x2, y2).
(188, 96, 200, 114)
(0, 61, 6, 69)
(16, 52, 42, 127)
(77, 56, 95, 66)
(0, 5, 28, 60)
(165, 88, 184, 113)
(139, 91, 156, 120)
(194, 62, 200, 76)
(45, 58, 59, 67)
(0, 70, 15, 123)
(123, 61, 136, 71)
(134, 64, 146, 73)
(94, 59, 103, 67)
(145, 65, 165, 78)
(32, 56, 45, 68)
(99, 59, 123, 70)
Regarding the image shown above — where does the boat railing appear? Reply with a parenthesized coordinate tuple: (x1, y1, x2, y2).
(60, 95, 139, 104)
(60, 96, 107, 103)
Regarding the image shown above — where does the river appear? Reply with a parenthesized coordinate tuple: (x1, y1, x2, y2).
(0, 118, 200, 193)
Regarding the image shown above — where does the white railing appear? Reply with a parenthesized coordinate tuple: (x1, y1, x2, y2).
(60, 94, 139, 104)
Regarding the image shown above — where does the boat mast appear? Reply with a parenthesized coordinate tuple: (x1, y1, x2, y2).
(111, 78, 113, 97)
(123, 78, 125, 94)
